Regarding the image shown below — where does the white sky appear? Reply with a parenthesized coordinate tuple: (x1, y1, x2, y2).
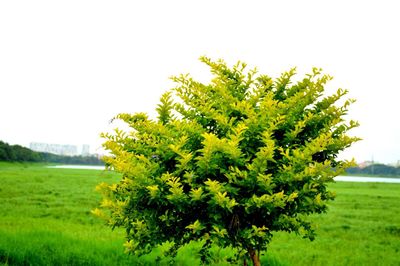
(0, 0, 399, 163)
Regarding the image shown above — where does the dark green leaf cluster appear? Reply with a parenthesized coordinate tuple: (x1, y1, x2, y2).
(95, 57, 359, 263)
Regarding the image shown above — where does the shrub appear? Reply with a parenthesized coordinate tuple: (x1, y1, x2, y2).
(95, 57, 359, 265)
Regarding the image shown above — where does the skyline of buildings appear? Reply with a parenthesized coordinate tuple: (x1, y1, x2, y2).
(29, 142, 91, 156)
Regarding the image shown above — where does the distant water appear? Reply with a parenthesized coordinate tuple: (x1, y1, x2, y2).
(46, 165, 400, 183)
(47, 165, 105, 170)
(334, 176, 400, 183)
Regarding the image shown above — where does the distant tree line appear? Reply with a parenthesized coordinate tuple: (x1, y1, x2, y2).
(346, 164, 400, 177)
(0, 141, 104, 165)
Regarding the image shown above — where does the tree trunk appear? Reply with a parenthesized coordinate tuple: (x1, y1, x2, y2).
(248, 248, 261, 266)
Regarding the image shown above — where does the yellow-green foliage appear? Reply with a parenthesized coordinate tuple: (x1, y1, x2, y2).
(96, 57, 359, 264)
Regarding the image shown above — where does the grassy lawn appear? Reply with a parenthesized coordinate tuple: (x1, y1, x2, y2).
(268, 182, 400, 265)
(0, 162, 399, 265)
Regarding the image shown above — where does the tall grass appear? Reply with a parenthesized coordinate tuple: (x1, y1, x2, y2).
(0, 162, 399, 265)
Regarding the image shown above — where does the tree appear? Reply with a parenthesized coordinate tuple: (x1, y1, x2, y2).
(94, 57, 359, 265)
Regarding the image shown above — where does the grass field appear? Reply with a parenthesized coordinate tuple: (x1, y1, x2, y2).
(0, 162, 399, 265)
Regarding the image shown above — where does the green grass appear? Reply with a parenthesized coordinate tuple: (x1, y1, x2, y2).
(268, 182, 400, 265)
(0, 162, 399, 265)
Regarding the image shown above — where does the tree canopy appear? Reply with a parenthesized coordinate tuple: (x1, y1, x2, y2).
(95, 57, 359, 265)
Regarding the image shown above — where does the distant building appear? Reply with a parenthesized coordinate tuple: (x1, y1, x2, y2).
(358, 160, 374, 168)
(30, 142, 78, 156)
(81, 145, 90, 156)
(389, 160, 400, 167)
